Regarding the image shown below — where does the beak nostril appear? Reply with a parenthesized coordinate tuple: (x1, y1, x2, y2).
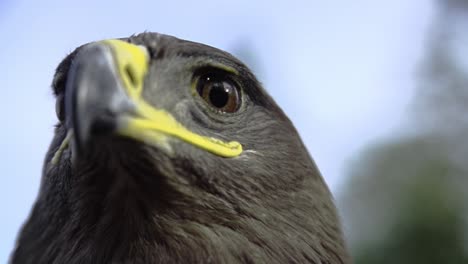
(124, 65, 138, 88)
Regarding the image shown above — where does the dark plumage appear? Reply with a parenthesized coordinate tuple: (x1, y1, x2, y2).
(11, 33, 349, 263)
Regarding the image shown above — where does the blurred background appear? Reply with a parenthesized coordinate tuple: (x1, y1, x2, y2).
(0, 0, 466, 262)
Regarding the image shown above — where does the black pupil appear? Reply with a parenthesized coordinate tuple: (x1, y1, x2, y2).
(209, 83, 230, 108)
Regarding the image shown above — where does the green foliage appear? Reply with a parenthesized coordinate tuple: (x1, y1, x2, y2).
(348, 144, 467, 263)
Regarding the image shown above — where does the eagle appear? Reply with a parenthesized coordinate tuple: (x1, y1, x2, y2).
(11, 33, 349, 263)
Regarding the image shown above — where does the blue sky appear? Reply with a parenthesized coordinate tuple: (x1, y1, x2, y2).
(0, 0, 433, 261)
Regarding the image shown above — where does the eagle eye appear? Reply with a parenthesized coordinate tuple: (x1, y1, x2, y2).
(195, 72, 241, 113)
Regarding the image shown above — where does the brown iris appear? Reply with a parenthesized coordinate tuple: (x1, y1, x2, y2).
(196, 73, 241, 113)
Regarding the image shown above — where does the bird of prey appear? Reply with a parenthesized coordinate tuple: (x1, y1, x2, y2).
(11, 33, 349, 263)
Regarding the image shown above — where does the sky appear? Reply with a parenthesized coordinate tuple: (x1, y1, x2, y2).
(0, 0, 434, 261)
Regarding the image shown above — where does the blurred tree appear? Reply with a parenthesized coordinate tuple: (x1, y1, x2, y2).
(412, 0, 468, 133)
(339, 0, 468, 263)
(341, 136, 467, 263)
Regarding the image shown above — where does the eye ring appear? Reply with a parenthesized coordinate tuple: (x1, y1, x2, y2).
(195, 72, 241, 113)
